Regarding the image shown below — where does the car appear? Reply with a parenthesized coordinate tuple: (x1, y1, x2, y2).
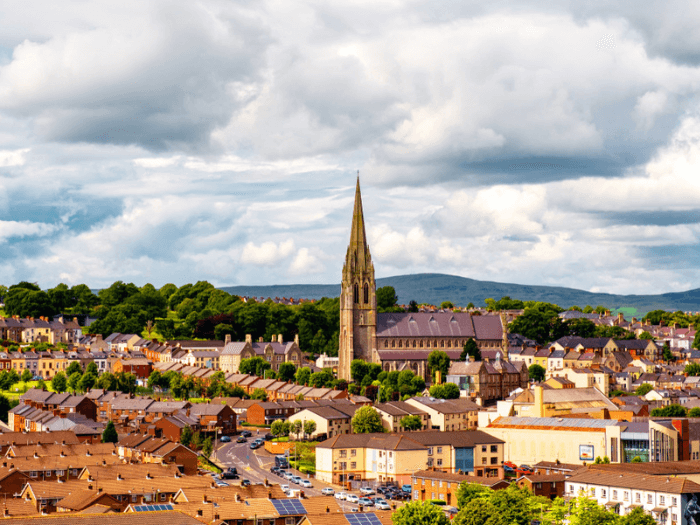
(349, 507, 359, 513)
(270, 466, 280, 474)
(240, 479, 251, 487)
(358, 497, 373, 507)
(518, 465, 534, 473)
(277, 469, 287, 477)
(250, 442, 262, 450)
(264, 433, 274, 441)
(322, 487, 335, 496)
(281, 485, 290, 493)
(219, 435, 231, 443)
(375, 501, 391, 510)
(291, 476, 302, 485)
(346, 494, 359, 504)
(240, 430, 252, 437)
(221, 467, 239, 480)
(503, 461, 517, 470)
(284, 472, 295, 480)
(236, 436, 247, 443)
(275, 455, 290, 469)
(214, 479, 229, 487)
(300, 479, 312, 488)
(334, 492, 347, 500)
(359, 487, 374, 495)
(401, 484, 412, 493)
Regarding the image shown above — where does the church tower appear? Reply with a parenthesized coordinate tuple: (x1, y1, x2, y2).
(338, 176, 377, 381)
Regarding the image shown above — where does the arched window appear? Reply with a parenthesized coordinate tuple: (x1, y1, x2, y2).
(363, 283, 369, 304)
(412, 340, 416, 348)
(392, 340, 396, 348)
(384, 340, 388, 348)
(398, 340, 402, 348)
(353, 284, 359, 303)
(419, 340, 423, 348)
(441, 340, 445, 348)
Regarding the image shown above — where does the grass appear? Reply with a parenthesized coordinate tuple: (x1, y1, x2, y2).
(241, 422, 271, 428)
(1, 381, 55, 398)
(288, 441, 318, 475)
(198, 456, 222, 474)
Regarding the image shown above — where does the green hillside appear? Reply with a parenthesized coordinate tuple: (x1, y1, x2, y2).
(220, 273, 700, 316)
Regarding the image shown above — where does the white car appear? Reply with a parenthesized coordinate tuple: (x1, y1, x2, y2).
(334, 492, 347, 500)
(281, 485, 290, 493)
(300, 479, 312, 488)
(322, 487, 335, 496)
(346, 494, 359, 504)
(359, 487, 374, 495)
(375, 501, 391, 510)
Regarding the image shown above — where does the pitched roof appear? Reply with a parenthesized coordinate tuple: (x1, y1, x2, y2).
(568, 468, 700, 494)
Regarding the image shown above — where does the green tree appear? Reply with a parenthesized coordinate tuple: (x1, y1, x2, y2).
(0, 394, 11, 424)
(180, 425, 194, 448)
(565, 318, 597, 338)
(350, 359, 369, 382)
(250, 388, 268, 401)
(460, 339, 481, 362)
(202, 437, 213, 457)
(309, 369, 334, 388)
(303, 420, 317, 439)
(239, 356, 271, 377)
(638, 331, 653, 340)
(689, 408, 700, 417)
(115, 372, 137, 394)
(292, 420, 303, 438)
(635, 383, 653, 396)
(440, 301, 455, 310)
(294, 367, 311, 385)
(351, 406, 384, 433)
(662, 343, 674, 362)
(391, 501, 450, 525)
(620, 507, 656, 525)
(214, 323, 234, 341)
(686, 363, 700, 376)
(650, 404, 687, 417)
(277, 362, 296, 382)
(51, 372, 67, 393)
(78, 373, 96, 392)
(528, 364, 546, 382)
(20, 369, 33, 382)
(230, 385, 246, 398)
(376, 286, 399, 311)
(399, 414, 422, 431)
(594, 325, 635, 340)
(102, 421, 118, 443)
(85, 362, 99, 376)
(508, 304, 566, 344)
(95, 372, 117, 391)
(147, 370, 163, 390)
(429, 383, 460, 399)
(271, 420, 286, 437)
(66, 361, 82, 377)
(455, 482, 491, 508)
(427, 350, 450, 382)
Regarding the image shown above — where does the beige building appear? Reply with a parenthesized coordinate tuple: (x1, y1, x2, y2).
(220, 335, 303, 374)
(374, 401, 430, 432)
(510, 386, 619, 418)
(290, 405, 358, 440)
(483, 416, 623, 466)
(404, 396, 481, 431)
(550, 367, 610, 395)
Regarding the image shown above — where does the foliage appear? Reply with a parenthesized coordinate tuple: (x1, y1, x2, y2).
(594, 456, 610, 464)
(427, 350, 450, 382)
(51, 372, 67, 393)
(79, 373, 97, 392)
(593, 325, 635, 340)
(631, 456, 642, 463)
(303, 420, 317, 439)
(277, 362, 296, 382)
(619, 507, 656, 525)
(634, 384, 653, 396)
(428, 383, 460, 399)
(377, 286, 401, 312)
(689, 407, 700, 418)
(508, 303, 566, 344)
(460, 338, 481, 362)
(239, 356, 272, 377)
(271, 420, 291, 437)
(180, 425, 194, 448)
(291, 420, 303, 438)
(662, 343, 674, 362)
(102, 421, 118, 443)
(650, 404, 687, 417)
(351, 406, 384, 433)
(0, 394, 11, 423)
(399, 414, 422, 431)
(638, 331, 653, 340)
(440, 301, 455, 309)
(250, 388, 268, 401)
(528, 364, 546, 382)
(294, 367, 311, 386)
(66, 361, 82, 377)
(391, 501, 450, 525)
(308, 369, 334, 388)
(456, 482, 491, 509)
(202, 437, 213, 457)
(685, 363, 700, 376)
(485, 296, 524, 311)
(20, 369, 32, 383)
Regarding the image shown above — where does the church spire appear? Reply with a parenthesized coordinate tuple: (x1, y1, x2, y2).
(346, 175, 372, 271)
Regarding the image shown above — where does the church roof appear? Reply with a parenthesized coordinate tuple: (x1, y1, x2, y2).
(376, 312, 503, 339)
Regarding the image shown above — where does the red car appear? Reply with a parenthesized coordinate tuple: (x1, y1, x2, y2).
(503, 461, 517, 470)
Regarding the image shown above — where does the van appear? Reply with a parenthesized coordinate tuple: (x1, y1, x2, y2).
(275, 455, 290, 469)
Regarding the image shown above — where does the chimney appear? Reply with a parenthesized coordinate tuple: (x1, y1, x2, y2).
(294, 334, 299, 345)
(88, 484, 93, 490)
(278, 334, 283, 344)
(98, 487, 103, 493)
(3, 508, 8, 517)
(258, 337, 263, 343)
(245, 334, 252, 344)
(534, 386, 545, 418)
(203, 494, 207, 503)
(224, 334, 231, 345)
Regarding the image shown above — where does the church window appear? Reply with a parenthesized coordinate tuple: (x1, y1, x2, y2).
(398, 340, 402, 348)
(392, 340, 395, 348)
(441, 340, 445, 348)
(384, 340, 388, 348)
(419, 340, 423, 348)
(363, 283, 369, 304)
(412, 340, 416, 348)
(353, 284, 359, 303)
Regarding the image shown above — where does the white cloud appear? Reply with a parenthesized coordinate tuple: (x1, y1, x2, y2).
(0, 148, 29, 167)
(289, 248, 325, 275)
(240, 240, 295, 267)
(0, 220, 55, 242)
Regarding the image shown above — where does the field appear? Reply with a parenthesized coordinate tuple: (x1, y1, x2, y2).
(1, 380, 54, 400)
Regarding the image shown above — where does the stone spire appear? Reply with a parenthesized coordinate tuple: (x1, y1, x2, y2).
(344, 175, 372, 274)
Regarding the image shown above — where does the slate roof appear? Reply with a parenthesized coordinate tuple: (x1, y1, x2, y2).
(376, 312, 503, 339)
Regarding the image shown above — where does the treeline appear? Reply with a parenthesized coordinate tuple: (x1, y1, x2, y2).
(1, 281, 340, 357)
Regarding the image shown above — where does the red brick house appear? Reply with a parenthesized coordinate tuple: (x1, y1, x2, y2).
(112, 358, 153, 379)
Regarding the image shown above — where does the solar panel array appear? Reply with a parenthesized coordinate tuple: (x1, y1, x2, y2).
(270, 498, 307, 515)
(345, 513, 382, 525)
(132, 504, 174, 512)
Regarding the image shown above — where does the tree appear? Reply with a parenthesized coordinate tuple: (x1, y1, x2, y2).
(271, 420, 286, 438)
(294, 367, 311, 385)
(66, 361, 82, 377)
(651, 404, 687, 417)
(460, 339, 480, 362)
(147, 370, 163, 391)
(440, 301, 454, 310)
(376, 286, 399, 311)
(51, 372, 67, 393)
(277, 362, 296, 382)
(456, 482, 491, 508)
(638, 331, 653, 340)
(391, 500, 450, 525)
(0, 394, 11, 424)
(78, 373, 96, 393)
(250, 388, 268, 401)
(102, 421, 118, 443)
(662, 343, 674, 362)
(620, 506, 656, 525)
(202, 437, 213, 457)
(429, 383, 460, 399)
(635, 383, 653, 396)
(308, 369, 334, 388)
(427, 350, 450, 382)
(292, 420, 303, 439)
(230, 385, 246, 398)
(351, 406, 383, 433)
(180, 425, 194, 448)
(408, 300, 419, 313)
(508, 304, 566, 344)
(528, 364, 546, 382)
(20, 369, 33, 382)
(115, 372, 137, 394)
(350, 359, 369, 383)
(686, 363, 700, 376)
(303, 420, 317, 439)
(95, 372, 117, 391)
(238, 356, 271, 377)
(85, 362, 99, 376)
(690, 408, 700, 418)
(565, 318, 597, 338)
(399, 414, 422, 431)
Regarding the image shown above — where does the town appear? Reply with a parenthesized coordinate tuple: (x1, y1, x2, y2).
(0, 181, 697, 525)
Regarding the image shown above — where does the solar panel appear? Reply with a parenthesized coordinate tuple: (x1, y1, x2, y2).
(270, 498, 307, 515)
(345, 513, 382, 525)
(132, 504, 174, 512)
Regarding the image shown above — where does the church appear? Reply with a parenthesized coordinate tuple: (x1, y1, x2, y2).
(338, 178, 510, 382)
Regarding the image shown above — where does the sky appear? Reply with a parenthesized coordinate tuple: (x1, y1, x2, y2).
(1, 1, 700, 296)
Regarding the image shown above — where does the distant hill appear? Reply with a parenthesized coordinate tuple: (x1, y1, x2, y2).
(219, 273, 700, 316)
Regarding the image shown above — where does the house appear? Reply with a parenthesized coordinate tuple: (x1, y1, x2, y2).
(411, 470, 509, 505)
(446, 359, 528, 403)
(374, 401, 430, 432)
(516, 473, 567, 500)
(287, 405, 358, 439)
(404, 396, 481, 431)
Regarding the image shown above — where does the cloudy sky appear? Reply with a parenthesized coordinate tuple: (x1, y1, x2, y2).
(1, 1, 700, 295)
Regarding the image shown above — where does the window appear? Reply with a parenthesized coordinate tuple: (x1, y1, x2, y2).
(286, 519, 296, 525)
(601, 489, 606, 498)
(339, 462, 347, 470)
(437, 447, 442, 454)
(672, 497, 677, 506)
(414, 479, 418, 485)
(481, 457, 487, 465)
(428, 447, 433, 455)
(339, 450, 347, 458)
(635, 493, 641, 503)
(427, 458, 433, 467)
(350, 462, 356, 469)
(431, 480, 435, 487)
(647, 495, 652, 504)
(413, 490, 419, 500)
(624, 492, 629, 501)
(30, 472, 37, 478)
(431, 492, 436, 499)
(613, 490, 618, 500)
(660, 496, 665, 506)
(160, 493, 167, 501)
(491, 445, 497, 453)
(482, 446, 487, 452)
(491, 457, 498, 465)
(351, 449, 356, 457)
(132, 495, 137, 503)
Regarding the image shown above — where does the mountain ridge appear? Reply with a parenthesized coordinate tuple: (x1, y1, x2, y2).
(219, 273, 700, 315)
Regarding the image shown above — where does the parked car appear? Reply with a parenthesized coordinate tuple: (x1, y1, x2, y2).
(270, 467, 280, 474)
(518, 465, 534, 473)
(358, 497, 374, 507)
(264, 433, 274, 441)
(349, 507, 359, 513)
(240, 479, 250, 487)
(221, 467, 239, 480)
(300, 479, 312, 488)
(322, 488, 335, 496)
(220, 436, 231, 443)
(291, 476, 302, 485)
(503, 461, 517, 470)
(375, 501, 391, 510)
(241, 430, 252, 437)
(275, 456, 290, 469)
(401, 484, 412, 493)
(360, 487, 374, 495)
(250, 442, 262, 450)
(214, 479, 229, 487)
(281, 485, 290, 493)
(335, 492, 347, 500)
(346, 494, 359, 504)
(236, 436, 247, 443)
(277, 469, 287, 478)
(284, 472, 295, 480)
